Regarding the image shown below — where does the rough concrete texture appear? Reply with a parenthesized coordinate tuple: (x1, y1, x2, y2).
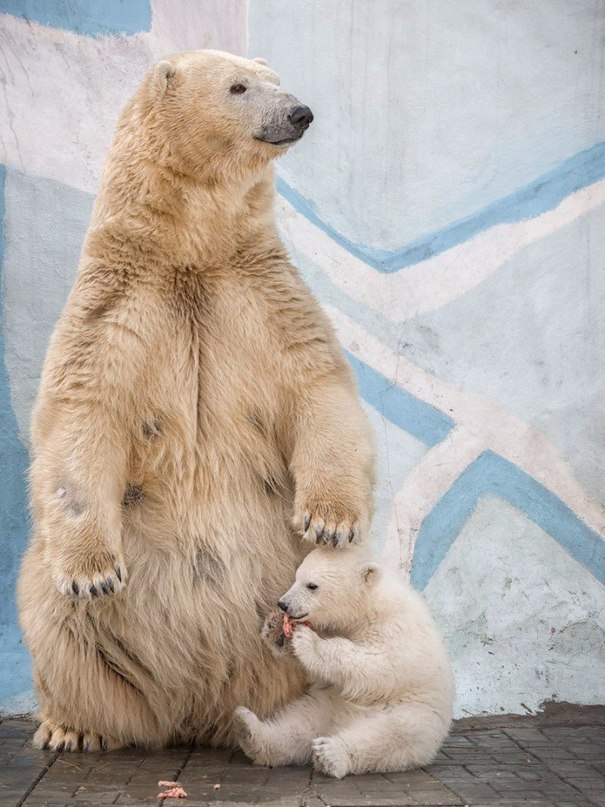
(0, 0, 604, 719)
(2, 714, 605, 806)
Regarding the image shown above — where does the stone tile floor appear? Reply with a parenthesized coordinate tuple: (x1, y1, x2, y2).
(1, 713, 604, 807)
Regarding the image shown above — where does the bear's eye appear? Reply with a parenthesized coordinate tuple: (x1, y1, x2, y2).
(306, 583, 318, 591)
(230, 83, 247, 95)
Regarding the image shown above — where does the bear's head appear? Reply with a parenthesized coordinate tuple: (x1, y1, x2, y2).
(278, 547, 381, 632)
(144, 50, 313, 177)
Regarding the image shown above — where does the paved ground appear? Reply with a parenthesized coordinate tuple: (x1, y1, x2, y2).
(1, 713, 604, 807)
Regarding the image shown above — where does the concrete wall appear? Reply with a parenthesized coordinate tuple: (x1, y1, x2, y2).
(1, 1, 604, 718)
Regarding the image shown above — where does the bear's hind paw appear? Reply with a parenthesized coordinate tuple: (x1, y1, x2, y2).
(33, 719, 120, 752)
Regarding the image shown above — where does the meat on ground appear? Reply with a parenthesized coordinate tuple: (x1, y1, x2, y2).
(157, 781, 187, 799)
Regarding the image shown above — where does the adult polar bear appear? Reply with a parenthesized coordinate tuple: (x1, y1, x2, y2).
(18, 51, 375, 752)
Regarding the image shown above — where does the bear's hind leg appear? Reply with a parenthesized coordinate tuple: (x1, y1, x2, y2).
(234, 690, 332, 767)
(20, 541, 172, 752)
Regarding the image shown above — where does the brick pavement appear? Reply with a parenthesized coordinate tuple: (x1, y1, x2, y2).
(1, 714, 603, 806)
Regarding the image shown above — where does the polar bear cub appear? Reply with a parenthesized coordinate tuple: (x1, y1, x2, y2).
(234, 546, 454, 778)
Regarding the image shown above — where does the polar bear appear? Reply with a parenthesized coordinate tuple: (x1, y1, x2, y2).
(234, 547, 453, 777)
(18, 50, 375, 752)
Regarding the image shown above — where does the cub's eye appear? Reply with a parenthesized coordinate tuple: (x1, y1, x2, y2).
(230, 83, 247, 95)
(306, 583, 318, 591)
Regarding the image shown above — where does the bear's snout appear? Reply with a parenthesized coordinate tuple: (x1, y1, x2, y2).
(288, 105, 314, 131)
(255, 95, 313, 147)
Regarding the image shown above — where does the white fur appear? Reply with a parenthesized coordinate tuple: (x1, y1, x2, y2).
(234, 547, 454, 777)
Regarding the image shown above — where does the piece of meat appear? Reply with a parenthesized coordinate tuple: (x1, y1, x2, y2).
(157, 781, 187, 799)
(282, 613, 294, 639)
(282, 613, 312, 639)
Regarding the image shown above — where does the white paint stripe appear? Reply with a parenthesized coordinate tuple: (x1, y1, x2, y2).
(384, 428, 485, 574)
(0, 14, 155, 193)
(325, 305, 605, 562)
(279, 180, 605, 321)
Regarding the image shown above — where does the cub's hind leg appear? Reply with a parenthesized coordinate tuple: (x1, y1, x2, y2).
(315, 703, 449, 777)
(234, 689, 332, 767)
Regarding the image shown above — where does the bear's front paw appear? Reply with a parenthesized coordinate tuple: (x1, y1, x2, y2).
(261, 609, 290, 657)
(294, 499, 361, 548)
(50, 548, 127, 600)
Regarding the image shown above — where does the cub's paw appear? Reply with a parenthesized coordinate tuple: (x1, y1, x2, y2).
(261, 609, 289, 657)
(233, 706, 258, 737)
(295, 501, 361, 548)
(33, 719, 119, 752)
(312, 735, 349, 779)
(233, 707, 263, 762)
(51, 549, 127, 600)
(291, 623, 318, 663)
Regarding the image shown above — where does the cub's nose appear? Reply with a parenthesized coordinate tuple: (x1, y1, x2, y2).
(277, 598, 288, 613)
(289, 105, 314, 129)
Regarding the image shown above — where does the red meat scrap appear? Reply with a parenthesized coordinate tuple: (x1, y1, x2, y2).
(157, 781, 187, 799)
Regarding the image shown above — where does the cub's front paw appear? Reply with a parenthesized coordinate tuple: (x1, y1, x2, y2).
(261, 609, 289, 657)
(50, 548, 127, 600)
(295, 500, 361, 548)
(291, 623, 318, 663)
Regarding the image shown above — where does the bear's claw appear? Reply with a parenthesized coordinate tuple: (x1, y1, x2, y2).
(33, 720, 118, 753)
(52, 551, 127, 600)
(298, 510, 360, 548)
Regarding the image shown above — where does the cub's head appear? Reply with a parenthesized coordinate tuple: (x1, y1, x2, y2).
(278, 547, 381, 632)
(145, 50, 313, 175)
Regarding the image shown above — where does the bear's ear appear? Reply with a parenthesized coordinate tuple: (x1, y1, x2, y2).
(253, 57, 269, 66)
(155, 60, 176, 95)
(359, 561, 381, 585)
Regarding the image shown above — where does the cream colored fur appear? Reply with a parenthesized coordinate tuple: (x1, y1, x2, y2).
(235, 547, 453, 777)
(17, 50, 375, 752)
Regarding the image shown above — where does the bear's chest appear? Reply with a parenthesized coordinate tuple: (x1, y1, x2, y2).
(146, 270, 285, 449)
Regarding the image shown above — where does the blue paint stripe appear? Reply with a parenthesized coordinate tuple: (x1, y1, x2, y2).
(344, 350, 454, 447)
(0, 0, 152, 37)
(0, 164, 33, 701)
(411, 450, 605, 590)
(278, 141, 605, 273)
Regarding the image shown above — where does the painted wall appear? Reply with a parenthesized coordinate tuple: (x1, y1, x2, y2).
(0, 1, 604, 718)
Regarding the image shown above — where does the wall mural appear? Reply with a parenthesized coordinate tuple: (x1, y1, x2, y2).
(1, 0, 604, 718)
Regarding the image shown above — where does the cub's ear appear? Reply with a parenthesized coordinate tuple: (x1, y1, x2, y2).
(253, 57, 269, 66)
(155, 60, 176, 95)
(359, 561, 381, 585)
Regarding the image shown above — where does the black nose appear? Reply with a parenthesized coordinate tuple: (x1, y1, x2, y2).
(289, 105, 314, 129)
(277, 598, 288, 612)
